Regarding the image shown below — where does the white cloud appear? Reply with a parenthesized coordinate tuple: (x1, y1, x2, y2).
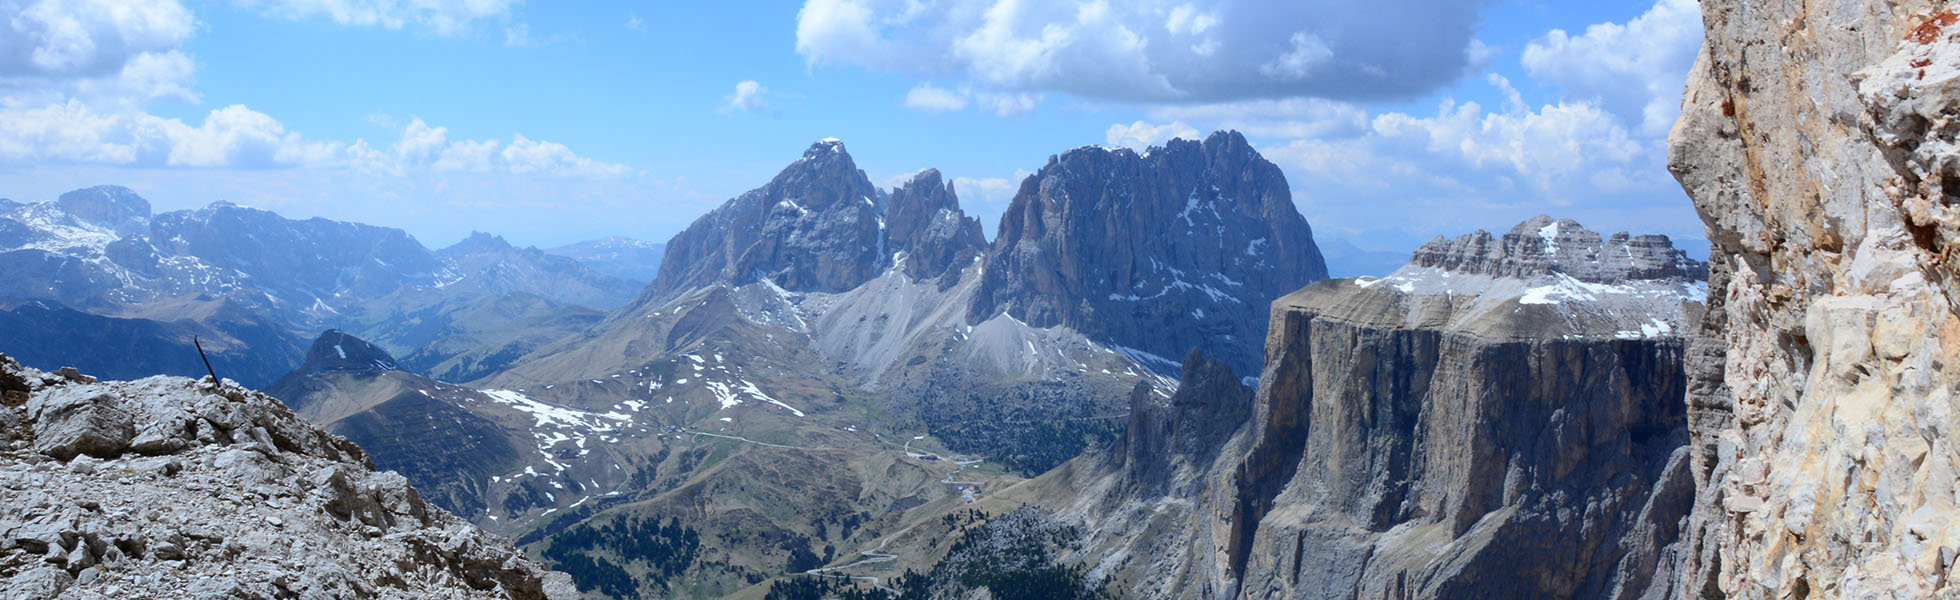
(0, 101, 335, 168)
(1244, 73, 1696, 252)
(0, 0, 195, 80)
(1146, 97, 1367, 139)
(795, 0, 1487, 103)
(951, 173, 1023, 207)
(974, 91, 1037, 116)
(951, 168, 1031, 237)
(501, 134, 627, 175)
(1259, 32, 1332, 81)
(1105, 120, 1198, 151)
(346, 118, 629, 176)
(626, 14, 643, 31)
(0, 100, 626, 176)
(903, 83, 967, 113)
(1164, 5, 1216, 37)
(504, 23, 531, 47)
(1522, 0, 1702, 136)
(896, 82, 1039, 116)
(720, 80, 769, 114)
(232, 0, 522, 35)
(0, 0, 199, 109)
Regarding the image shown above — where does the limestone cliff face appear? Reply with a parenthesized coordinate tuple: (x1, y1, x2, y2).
(1041, 218, 1703, 599)
(1219, 277, 1696, 599)
(1669, 2, 1960, 597)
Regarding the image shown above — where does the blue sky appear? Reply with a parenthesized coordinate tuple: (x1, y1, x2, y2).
(0, 0, 1706, 259)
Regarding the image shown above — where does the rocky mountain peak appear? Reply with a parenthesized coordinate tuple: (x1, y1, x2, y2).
(441, 231, 516, 258)
(1408, 215, 1706, 283)
(299, 330, 400, 374)
(802, 137, 848, 160)
(646, 138, 888, 299)
(887, 168, 986, 285)
(54, 185, 150, 229)
(969, 129, 1327, 376)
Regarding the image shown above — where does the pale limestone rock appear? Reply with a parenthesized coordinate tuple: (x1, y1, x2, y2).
(0, 354, 577, 600)
(1668, 1, 1960, 597)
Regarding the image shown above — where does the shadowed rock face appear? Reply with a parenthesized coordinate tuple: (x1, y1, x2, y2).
(647, 139, 888, 300)
(295, 329, 400, 375)
(1225, 304, 1692, 599)
(1054, 217, 1703, 600)
(1116, 349, 1252, 495)
(969, 130, 1328, 377)
(1216, 219, 1702, 598)
(886, 169, 986, 286)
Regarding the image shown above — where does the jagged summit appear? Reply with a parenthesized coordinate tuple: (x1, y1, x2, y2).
(1409, 215, 1707, 283)
(440, 231, 516, 257)
(970, 129, 1327, 376)
(803, 137, 847, 159)
(646, 137, 887, 299)
(299, 329, 400, 374)
(887, 168, 986, 285)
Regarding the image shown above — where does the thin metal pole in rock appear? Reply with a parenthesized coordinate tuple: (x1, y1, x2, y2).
(193, 336, 218, 382)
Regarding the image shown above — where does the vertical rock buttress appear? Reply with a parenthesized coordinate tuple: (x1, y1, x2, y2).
(1670, 2, 1960, 597)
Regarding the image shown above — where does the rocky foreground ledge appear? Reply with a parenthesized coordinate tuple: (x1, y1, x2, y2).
(0, 354, 575, 599)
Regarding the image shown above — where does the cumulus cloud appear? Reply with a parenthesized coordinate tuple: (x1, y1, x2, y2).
(231, 0, 522, 35)
(1146, 97, 1368, 139)
(1522, 0, 1703, 136)
(795, 0, 1485, 104)
(898, 82, 1038, 116)
(1238, 72, 1694, 249)
(720, 80, 769, 114)
(0, 0, 200, 107)
(0, 101, 335, 167)
(1105, 120, 1198, 151)
(345, 118, 631, 176)
(0, 0, 195, 80)
(951, 168, 1031, 236)
(0, 100, 627, 176)
(903, 83, 968, 113)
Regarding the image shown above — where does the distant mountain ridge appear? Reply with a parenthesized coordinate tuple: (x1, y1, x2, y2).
(106, 132, 1337, 598)
(544, 236, 664, 283)
(0, 187, 640, 385)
